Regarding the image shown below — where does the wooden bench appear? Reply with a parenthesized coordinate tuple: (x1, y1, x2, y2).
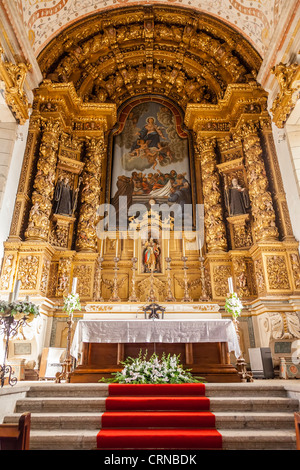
(295, 412, 300, 450)
(0, 413, 31, 450)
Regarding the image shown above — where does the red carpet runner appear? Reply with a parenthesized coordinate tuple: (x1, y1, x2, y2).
(97, 384, 222, 449)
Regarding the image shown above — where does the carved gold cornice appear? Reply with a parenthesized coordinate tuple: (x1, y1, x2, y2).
(34, 80, 117, 134)
(185, 84, 268, 135)
(0, 44, 31, 124)
(271, 62, 300, 128)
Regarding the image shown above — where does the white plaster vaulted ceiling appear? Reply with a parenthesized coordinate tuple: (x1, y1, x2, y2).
(16, 0, 285, 57)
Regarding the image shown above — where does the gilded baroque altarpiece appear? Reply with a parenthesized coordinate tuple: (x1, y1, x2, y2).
(1, 5, 300, 368)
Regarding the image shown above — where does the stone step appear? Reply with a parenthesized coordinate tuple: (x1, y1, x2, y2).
(221, 429, 297, 450)
(4, 410, 295, 430)
(27, 428, 297, 451)
(4, 412, 103, 430)
(15, 396, 298, 414)
(26, 383, 109, 398)
(205, 383, 288, 397)
(210, 397, 299, 412)
(15, 397, 107, 413)
(25, 382, 289, 398)
(214, 412, 295, 429)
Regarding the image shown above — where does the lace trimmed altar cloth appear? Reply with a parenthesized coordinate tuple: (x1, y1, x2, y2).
(70, 319, 241, 360)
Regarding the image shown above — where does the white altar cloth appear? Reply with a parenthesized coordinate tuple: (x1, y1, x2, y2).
(70, 319, 241, 360)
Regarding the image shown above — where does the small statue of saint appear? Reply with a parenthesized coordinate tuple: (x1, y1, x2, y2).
(225, 178, 250, 216)
(143, 238, 161, 273)
(53, 176, 73, 216)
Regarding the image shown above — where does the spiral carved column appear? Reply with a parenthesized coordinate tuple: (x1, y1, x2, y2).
(198, 137, 227, 252)
(239, 122, 279, 242)
(76, 137, 105, 252)
(25, 118, 61, 241)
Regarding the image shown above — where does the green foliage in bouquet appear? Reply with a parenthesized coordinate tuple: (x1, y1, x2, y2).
(0, 299, 40, 319)
(99, 350, 205, 384)
(224, 292, 243, 319)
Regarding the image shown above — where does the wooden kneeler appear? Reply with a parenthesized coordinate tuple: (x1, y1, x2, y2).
(0, 412, 31, 450)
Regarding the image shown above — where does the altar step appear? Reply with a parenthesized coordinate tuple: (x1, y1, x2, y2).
(2, 382, 299, 450)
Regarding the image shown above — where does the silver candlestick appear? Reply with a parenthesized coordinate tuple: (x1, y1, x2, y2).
(129, 257, 139, 302)
(95, 255, 104, 302)
(165, 257, 175, 302)
(147, 266, 157, 302)
(199, 256, 209, 301)
(110, 256, 121, 302)
(181, 256, 192, 302)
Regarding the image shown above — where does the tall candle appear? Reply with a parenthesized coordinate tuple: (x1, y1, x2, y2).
(167, 239, 170, 258)
(100, 239, 103, 257)
(13, 280, 21, 301)
(116, 239, 118, 257)
(72, 277, 77, 294)
(228, 277, 234, 294)
(199, 235, 202, 257)
(183, 239, 185, 257)
(133, 237, 136, 258)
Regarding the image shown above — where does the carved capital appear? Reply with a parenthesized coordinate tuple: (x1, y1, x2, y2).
(0, 44, 31, 124)
(271, 62, 300, 128)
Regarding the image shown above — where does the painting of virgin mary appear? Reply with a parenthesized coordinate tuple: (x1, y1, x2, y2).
(111, 101, 192, 220)
(130, 116, 166, 152)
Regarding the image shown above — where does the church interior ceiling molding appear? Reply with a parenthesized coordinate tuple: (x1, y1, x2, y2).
(16, 0, 285, 59)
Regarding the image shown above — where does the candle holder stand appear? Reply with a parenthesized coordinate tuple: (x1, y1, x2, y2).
(129, 257, 139, 302)
(181, 256, 192, 302)
(0, 313, 30, 387)
(199, 256, 209, 301)
(55, 311, 74, 383)
(95, 255, 104, 302)
(165, 257, 175, 302)
(110, 257, 121, 302)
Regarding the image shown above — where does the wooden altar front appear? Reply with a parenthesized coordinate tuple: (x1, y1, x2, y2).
(69, 319, 242, 383)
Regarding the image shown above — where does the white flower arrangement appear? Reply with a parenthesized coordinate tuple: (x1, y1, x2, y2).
(63, 293, 81, 315)
(100, 350, 205, 384)
(225, 292, 243, 319)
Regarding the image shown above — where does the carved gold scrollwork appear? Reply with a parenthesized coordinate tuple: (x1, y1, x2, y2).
(76, 137, 105, 252)
(0, 44, 31, 124)
(25, 119, 61, 241)
(271, 62, 300, 128)
(239, 122, 279, 242)
(198, 137, 227, 252)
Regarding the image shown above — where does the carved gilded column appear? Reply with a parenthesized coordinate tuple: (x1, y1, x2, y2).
(76, 137, 105, 252)
(238, 122, 279, 242)
(9, 115, 41, 240)
(198, 137, 227, 252)
(25, 118, 61, 241)
(259, 117, 294, 241)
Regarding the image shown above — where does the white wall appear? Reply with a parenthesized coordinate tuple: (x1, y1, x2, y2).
(272, 122, 300, 246)
(0, 119, 29, 262)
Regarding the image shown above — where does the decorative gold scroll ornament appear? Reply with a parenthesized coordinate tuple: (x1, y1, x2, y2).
(271, 62, 300, 128)
(0, 44, 31, 124)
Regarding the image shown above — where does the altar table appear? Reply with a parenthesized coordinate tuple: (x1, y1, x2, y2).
(69, 319, 242, 383)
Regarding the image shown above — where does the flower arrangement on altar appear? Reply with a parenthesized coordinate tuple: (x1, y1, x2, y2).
(63, 292, 81, 316)
(100, 350, 205, 384)
(0, 299, 40, 321)
(224, 292, 243, 319)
